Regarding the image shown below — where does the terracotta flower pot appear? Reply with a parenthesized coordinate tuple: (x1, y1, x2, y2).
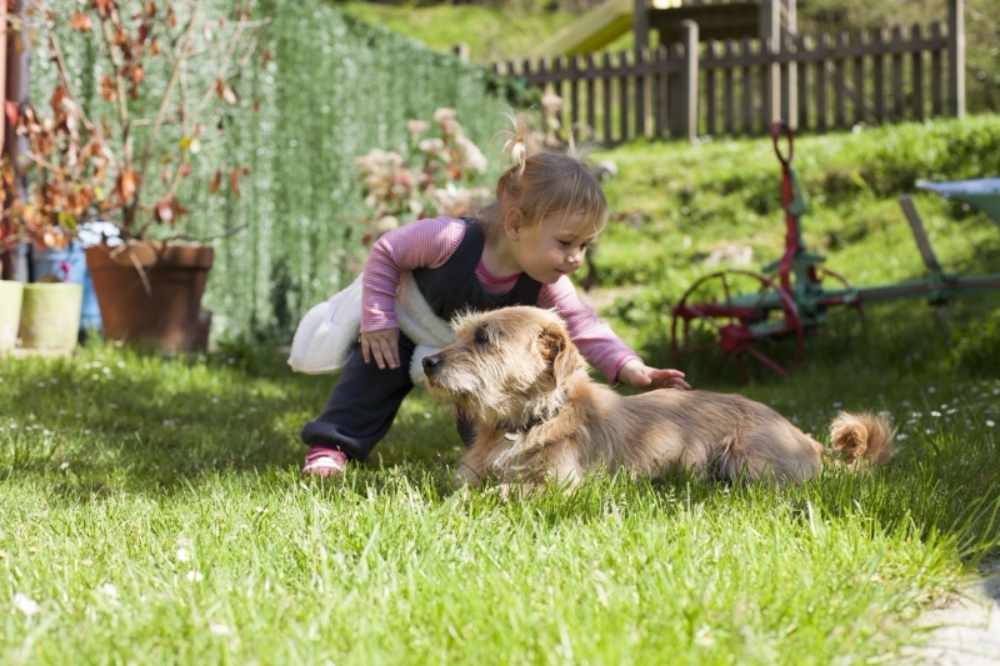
(85, 242, 214, 352)
(18, 283, 83, 354)
(0, 280, 24, 354)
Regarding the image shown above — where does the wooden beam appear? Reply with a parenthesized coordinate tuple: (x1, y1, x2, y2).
(898, 195, 942, 272)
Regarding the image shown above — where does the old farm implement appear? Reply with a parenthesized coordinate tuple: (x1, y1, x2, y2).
(670, 120, 1000, 382)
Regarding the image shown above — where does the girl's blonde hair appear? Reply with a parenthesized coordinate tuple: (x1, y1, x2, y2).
(477, 113, 608, 242)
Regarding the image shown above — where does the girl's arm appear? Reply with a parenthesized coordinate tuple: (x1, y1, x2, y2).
(361, 217, 466, 332)
(537, 278, 640, 382)
(538, 278, 689, 390)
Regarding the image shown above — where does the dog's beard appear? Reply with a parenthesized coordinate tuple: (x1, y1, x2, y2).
(425, 365, 489, 416)
(427, 362, 565, 432)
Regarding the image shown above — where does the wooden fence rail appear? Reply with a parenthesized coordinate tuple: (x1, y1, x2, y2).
(492, 17, 964, 144)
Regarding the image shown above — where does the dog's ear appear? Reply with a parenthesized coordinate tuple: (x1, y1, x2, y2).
(539, 323, 582, 386)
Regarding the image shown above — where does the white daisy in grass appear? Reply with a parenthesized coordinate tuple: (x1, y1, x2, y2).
(186, 570, 204, 582)
(97, 583, 118, 600)
(209, 623, 232, 636)
(13, 593, 40, 616)
(987, 420, 996, 428)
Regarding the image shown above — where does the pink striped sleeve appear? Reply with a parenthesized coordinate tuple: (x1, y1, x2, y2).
(537, 278, 641, 382)
(361, 217, 466, 332)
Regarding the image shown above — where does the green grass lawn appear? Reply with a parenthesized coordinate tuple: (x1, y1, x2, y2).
(3, 118, 1000, 663)
(2, 319, 997, 664)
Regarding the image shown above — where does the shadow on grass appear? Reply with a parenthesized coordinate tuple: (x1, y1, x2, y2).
(0, 342, 461, 498)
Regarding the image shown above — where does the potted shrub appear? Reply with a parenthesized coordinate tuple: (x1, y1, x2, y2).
(2, 0, 264, 351)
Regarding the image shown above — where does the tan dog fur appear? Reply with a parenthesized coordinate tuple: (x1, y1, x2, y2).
(422, 306, 893, 487)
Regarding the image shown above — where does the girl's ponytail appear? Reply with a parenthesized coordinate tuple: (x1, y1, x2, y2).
(497, 112, 532, 178)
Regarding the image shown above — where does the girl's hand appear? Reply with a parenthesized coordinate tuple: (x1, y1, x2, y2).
(361, 328, 401, 370)
(616, 358, 691, 391)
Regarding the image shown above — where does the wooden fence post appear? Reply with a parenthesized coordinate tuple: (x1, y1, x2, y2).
(784, 0, 799, 129)
(634, 47, 645, 138)
(681, 20, 699, 141)
(759, 0, 781, 126)
(633, 0, 649, 51)
(911, 24, 924, 122)
(948, 0, 965, 117)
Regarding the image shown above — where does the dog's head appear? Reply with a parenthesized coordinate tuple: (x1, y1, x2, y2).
(422, 306, 585, 427)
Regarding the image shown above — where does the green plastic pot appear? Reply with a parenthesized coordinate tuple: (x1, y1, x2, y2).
(0, 280, 24, 354)
(19, 283, 83, 353)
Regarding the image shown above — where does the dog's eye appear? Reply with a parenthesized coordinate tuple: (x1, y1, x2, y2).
(473, 327, 490, 345)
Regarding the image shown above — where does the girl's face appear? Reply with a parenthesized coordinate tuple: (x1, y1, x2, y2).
(512, 212, 599, 284)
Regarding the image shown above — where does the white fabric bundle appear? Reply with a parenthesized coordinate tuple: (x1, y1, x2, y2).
(287, 271, 454, 386)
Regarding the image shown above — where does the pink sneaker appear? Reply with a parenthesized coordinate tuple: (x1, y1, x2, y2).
(301, 446, 348, 478)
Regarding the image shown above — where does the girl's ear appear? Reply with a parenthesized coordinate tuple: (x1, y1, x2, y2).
(503, 207, 524, 240)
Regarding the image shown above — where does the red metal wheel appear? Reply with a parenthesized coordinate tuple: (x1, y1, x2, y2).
(671, 270, 805, 383)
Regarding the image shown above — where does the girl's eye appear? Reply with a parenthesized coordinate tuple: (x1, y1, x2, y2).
(580, 242, 588, 249)
(558, 240, 571, 247)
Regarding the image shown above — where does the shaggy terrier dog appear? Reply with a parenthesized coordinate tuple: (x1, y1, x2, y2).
(422, 306, 893, 487)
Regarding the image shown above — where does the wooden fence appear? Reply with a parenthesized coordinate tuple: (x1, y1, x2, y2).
(492, 16, 965, 144)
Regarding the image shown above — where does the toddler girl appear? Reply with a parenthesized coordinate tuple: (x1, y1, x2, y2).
(300, 121, 689, 476)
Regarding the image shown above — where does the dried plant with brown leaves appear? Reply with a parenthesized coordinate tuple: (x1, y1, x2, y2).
(0, 0, 267, 251)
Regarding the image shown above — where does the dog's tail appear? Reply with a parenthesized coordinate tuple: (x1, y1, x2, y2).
(828, 412, 895, 468)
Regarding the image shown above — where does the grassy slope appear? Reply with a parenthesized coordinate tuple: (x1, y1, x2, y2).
(590, 116, 1000, 381)
(338, 1, 632, 63)
(2, 118, 1000, 662)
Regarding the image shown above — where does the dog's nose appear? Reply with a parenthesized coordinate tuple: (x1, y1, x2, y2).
(422, 354, 442, 373)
